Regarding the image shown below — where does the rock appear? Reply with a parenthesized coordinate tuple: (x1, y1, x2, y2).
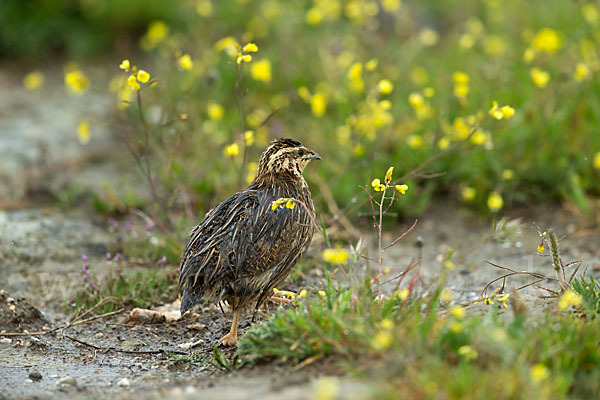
(117, 377, 130, 387)
(1, 338, 12, 344)
(28, 371, 42, 381)
(56, 376, 77, 388)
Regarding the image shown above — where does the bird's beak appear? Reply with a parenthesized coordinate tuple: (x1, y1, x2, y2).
(311, 153, 322, 160)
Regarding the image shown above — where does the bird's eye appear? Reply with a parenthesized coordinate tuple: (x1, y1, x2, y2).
(297, 149, 305, 157)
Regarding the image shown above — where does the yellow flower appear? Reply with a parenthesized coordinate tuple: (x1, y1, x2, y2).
(207, 103, 224, 120)
(380, 319, 394, 330)
(127, 75, 140, 90)
(244, 130, 255, 146)
(438, 137, 450, 150)
(423, 87, 435, 97)
(497, 293, 510, 308)
(449, 305, 465, 319)
(502, 169, 514, 180)
(224, 143, 239, 157)
(459, 33, 475, 50)
(136, 70, 150, 83)
(538, 243, 544, 253)
(523, 47, 536, 63)
(444, 260, 455, 270)
(393, 288, 410, 300)
(377, 79, 394, 95)
(453, 83, 469, 99)
(313, 377, 340, 400)
(298, 289, 307, 298)
(532, 28, 562, 54)
(530, 364, 550, 383)
(347, 62, 364, 93)
(487, 191, 503, 212)
(440, 288, 453, 303)
(381, 0, 401, 13)
(237, 54, 252, 64)
(242, 43, 259, 53)
(65, 70, 89, 94)
(462, 187, 476, 201)
(458, 345, 478, 361)
(384, 166, 394, 184)
(574, 63, 590, 82)
(558, 290, 583, 310)
(178, 54, 193, 71)
(141, 21, 169, 50)
(372, 330, 394, 350)
(365, 58, 378, 71)
(119, 59, 130, 71)
(311, 93, 327, 117)
(409, 92, 425, 109)
(395, 184, 408, 195)
(285, 199, 296, 209)
(593, 152, 600, 169)
(371, 178, 386, 192)
(23, 71, 44, 91)
(318, 290, 327, 298)
(582, 3, 600, 25)
(251, 59, 272, 82)
(419, 29, 439, 46)
(196, 0, 212, 17)
(490, 101, 516, 120)
(322, 248, 349, 264)
(452, 71, 469, 84)
(77, 119, 90, 145)
(530, 68, 550, 88)
(407, 135, 423, 149)
(214, 37, 239, 57)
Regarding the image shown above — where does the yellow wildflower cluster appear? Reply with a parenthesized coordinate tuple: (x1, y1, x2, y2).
(347, 96, 392, 139)
(370, 167, 408, 194)
(298, 86, 328, 117)
(347, 62, 364, 92)
(237, 42, 258, 64)
(371, 317, 395, 350)
(140, 21, 169, 51)
(207, 102, 224, 120)
(64, 67, 89, 94)
(558, 290, 583, 310)
(215, 37, 240, 57)
(452, 71, 470, 101)
(305, 0, 341, 25)
(272, 287, 306, 300)
(345, 0, 381, 27)
(458, 345, 478, 361)
(408, 92, 432, 120)
(477, 290, 510, 307)
(392, 288, 410, 301)
(119, 59, 150, 91)
(489, 101, 515, 120)
(531, 28, 562, 54)
(321, 248, 349, 264)
(23, 71, 44, 91)
(462, 187, 476, 202)
(271, 197, 296, 210)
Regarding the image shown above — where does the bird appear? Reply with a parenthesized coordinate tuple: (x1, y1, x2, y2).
(178, 137, 321, 346)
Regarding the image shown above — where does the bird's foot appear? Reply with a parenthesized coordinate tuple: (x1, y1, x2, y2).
(218, 331, 238, 347)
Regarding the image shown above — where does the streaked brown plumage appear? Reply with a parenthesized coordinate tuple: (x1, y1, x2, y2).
(178, 137, 320, 346)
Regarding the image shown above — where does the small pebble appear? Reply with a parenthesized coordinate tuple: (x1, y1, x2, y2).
(95, 332, 104, 339)
(56, 376, 77, 388)
(1, 338, 12, 344)
(117, 377, 130, 387)
(29, 371, 42, 381)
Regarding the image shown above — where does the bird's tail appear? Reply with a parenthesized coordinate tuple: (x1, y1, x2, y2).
(180, 286, 205, 315)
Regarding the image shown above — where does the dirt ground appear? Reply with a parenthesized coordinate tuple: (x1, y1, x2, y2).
(1, 67, 600, 400)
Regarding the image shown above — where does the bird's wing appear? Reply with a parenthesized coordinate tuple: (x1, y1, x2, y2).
(179, 189, 308, 311)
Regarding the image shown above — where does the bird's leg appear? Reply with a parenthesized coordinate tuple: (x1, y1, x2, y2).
(218, 309, 240, 347)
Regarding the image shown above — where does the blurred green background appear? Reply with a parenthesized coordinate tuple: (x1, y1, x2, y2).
(6, 0, 600, 226)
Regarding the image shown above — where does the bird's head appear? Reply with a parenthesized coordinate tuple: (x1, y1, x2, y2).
(256, 137, 321, 181)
